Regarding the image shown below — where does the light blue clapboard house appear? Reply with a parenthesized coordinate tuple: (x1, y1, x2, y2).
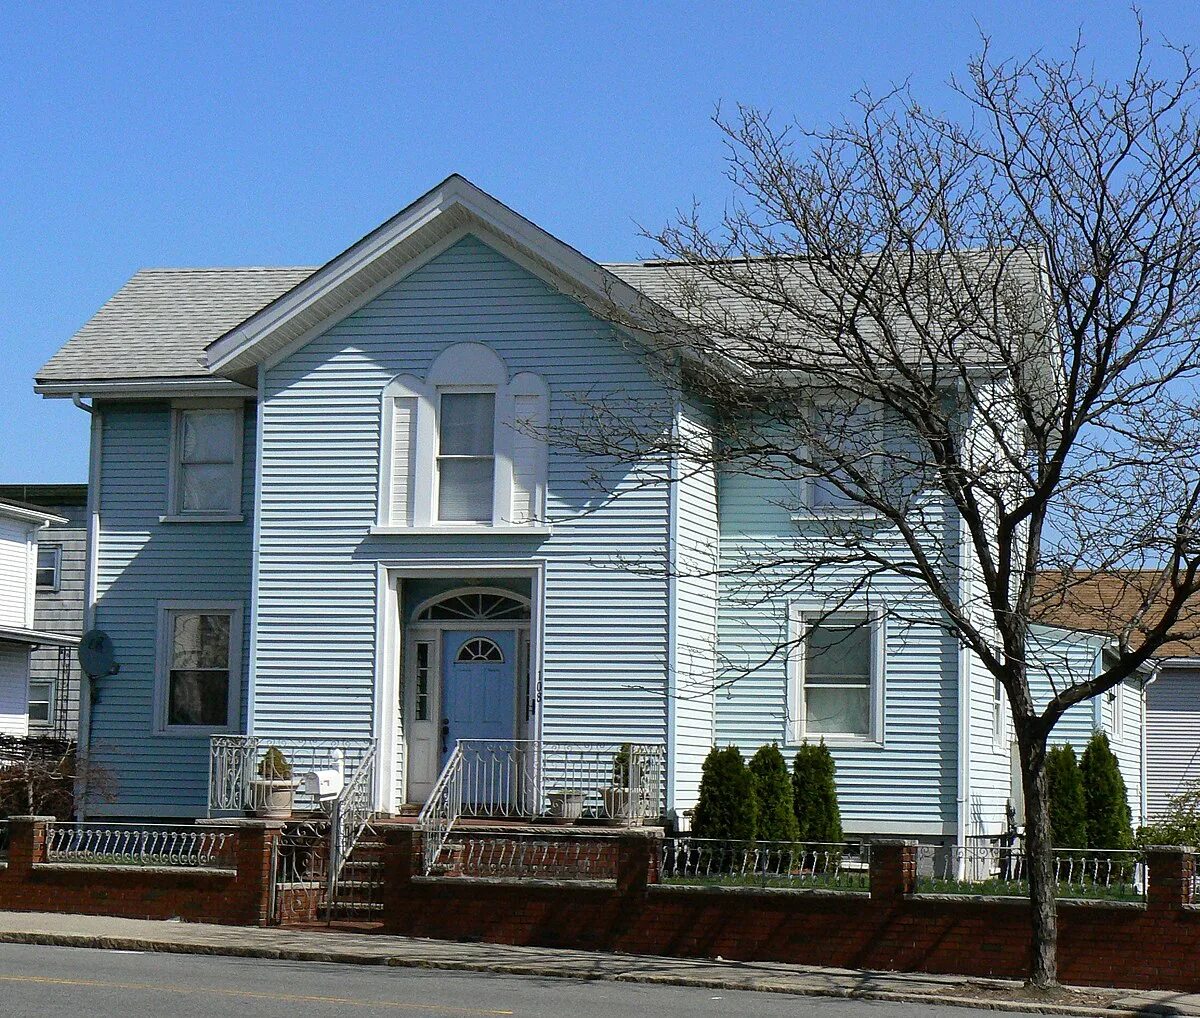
(35, 175, 1151, 848)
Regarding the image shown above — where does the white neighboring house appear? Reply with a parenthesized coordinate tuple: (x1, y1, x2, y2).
(0, 497, 77, 736)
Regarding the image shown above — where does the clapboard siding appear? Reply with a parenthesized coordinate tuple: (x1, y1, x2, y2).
(1146, 663, 1200, 817)
(0, 644, 30, 736)
(28, 501, 87, 733)
(256, 236, 671, 781)
(89, 403, 254, 817)
(671, 407, 718, 810)
(0, 518, 33, 628)
(715, 467, 961, 833)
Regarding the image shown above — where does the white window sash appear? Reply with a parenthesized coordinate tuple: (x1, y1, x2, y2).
(35, 545, 61, 591)
(788, 609, 885, 744)
(168, 402, 245, 519)
(154, 600, 242, 734)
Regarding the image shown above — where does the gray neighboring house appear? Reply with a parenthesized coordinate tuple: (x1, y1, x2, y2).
(0, 484, 86, 737)
(1146, 652, 1200, 818)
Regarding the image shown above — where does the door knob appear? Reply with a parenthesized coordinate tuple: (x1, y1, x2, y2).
(441, 718, 450, 754)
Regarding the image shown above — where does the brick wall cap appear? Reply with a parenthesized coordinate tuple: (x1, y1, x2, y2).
(6, 815, 57, 822)
(205, 818, 285, 830)
(870, 838, 918, 846)
(616, 829, 663, 842)
(1142, 844, 1196, 853)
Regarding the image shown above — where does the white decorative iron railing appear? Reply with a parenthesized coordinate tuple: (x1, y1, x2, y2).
(916, 841, 1147, 900)
(661, 838, 871, 891)
(451, 832, 617, 880)
(417, 740, 665, 873)
(44, 821, 236, 868)
(329, 742, 378, 902)
(208, 735, 375, 815)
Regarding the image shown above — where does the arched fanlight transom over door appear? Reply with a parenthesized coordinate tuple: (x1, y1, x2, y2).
(414, 588, 531, 623)
(455, 637, 505, 663)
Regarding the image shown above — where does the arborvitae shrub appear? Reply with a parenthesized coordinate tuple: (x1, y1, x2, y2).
(1080, 730, 1133, 849)
(691, 745, 758, 842)
(792, 741, 843, 843)
(1045, 744, 1087, 849)
(748, 744, 800, 843)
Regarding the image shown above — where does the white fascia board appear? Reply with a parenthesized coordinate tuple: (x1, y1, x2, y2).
(203, 174, 670, 377)
(36, 377, 257, 399)
(0, 624, 80, 647)
(0, 502, 67, 528)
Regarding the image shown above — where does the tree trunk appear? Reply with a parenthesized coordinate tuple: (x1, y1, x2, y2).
(1018, 729, 1058, 987)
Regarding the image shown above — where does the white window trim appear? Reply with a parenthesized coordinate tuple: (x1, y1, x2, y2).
(153, 599, 243, 736)
(787, 606, 886, 746)
(992, 672, 1009, 754)
(376, 343, 549, 531)
(1111, 681, 1125, 741)
(165, 400, 246, 522)
(35, 543, 62, 592)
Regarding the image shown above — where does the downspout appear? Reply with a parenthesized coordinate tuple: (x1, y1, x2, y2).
(956, 509, 972, 856)
(664, 400, 681, 819)
(73, 393, 100, 819)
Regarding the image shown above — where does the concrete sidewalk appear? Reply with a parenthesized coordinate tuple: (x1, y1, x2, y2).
(0, 911, 1193, 1016)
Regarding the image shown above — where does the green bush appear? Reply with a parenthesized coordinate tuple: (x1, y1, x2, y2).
(692, 745, 758, 842)
(1137, 779, 1200, 848)
(258, 746, 292, 781)
(748, 744, 800, 843)
(1080, 730, 1132, 850)
(1046, 744, 1088, 849)
(793, 741, 843, 843)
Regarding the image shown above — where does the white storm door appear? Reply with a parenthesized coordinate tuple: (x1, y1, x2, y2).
(404, 635, 440, 803)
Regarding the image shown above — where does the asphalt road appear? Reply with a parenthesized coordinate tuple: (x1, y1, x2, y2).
(0, 943, 1046, 1017)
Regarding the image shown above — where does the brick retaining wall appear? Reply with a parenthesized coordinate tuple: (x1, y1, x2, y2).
(381, 829, 1200, 993)
(0, 816, 277, 926)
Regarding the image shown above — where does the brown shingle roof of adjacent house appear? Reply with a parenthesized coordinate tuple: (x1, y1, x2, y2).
(1034, 571, 1200, 658)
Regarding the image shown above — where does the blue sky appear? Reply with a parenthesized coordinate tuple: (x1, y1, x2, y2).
(2, 1, 1196, 481)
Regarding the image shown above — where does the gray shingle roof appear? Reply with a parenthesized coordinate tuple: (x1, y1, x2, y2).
(37, 267, 316, 383)
(38, 252, 1045, 385)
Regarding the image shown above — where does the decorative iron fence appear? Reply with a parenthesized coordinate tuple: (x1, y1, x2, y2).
(447, 833, 617, 880)
(915, 842, 1146, 901)
(270, 819, 330, 924)
(418, 740, 666, 873)
(660, 838, 871, 891)
(208, 735, 376, 815)
(44, 822, 236, 868)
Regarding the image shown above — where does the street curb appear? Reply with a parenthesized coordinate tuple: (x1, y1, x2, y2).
(0, 930, 1159, 1017)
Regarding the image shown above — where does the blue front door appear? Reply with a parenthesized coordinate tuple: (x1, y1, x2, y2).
(442, 629, 516, 767)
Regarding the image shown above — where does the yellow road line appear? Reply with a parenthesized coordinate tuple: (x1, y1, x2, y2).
(0, 972, 515, 1014)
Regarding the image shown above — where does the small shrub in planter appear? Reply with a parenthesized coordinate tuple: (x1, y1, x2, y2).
(1046, 743, 1087, 849)
(749, 743, 800, 844)
(250, 746, 295, 819)
(602, 743, 651, 825)
(792, 741, 842, 845)
(1081, 730, 1133, 850)
(691, 745, 757, 846)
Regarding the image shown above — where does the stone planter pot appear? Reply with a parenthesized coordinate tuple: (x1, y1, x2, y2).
(249, 778, 295, 819)
(547, 790, 585, 824)
(602, 786, 647, 826)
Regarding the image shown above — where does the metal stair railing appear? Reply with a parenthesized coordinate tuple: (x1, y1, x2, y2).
(416, 742, 465, 874)
(328, 742, 378, 907)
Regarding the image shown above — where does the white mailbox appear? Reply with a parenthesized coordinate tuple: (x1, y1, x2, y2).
(301, 748, 344, 803)
(302, 768, 344, 801)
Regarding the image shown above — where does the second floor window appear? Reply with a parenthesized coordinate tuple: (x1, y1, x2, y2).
(35, 544, 61, 590)
(171, 406, 242, 517)
(437, 392, 496, 523)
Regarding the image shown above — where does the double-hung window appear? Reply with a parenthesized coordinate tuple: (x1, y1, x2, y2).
(157, 604, 240, 731)
(436, 391, 496, 523)
(28, 681, 52, 724)
(790, 611, 883, 742)
(35, 544, 61, 591)
(170, 406, 243, 518)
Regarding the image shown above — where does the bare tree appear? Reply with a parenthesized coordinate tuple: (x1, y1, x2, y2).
(562, 24, 1200, 986)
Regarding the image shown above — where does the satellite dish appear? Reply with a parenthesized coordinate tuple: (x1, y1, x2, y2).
(79, 629, 119, 678)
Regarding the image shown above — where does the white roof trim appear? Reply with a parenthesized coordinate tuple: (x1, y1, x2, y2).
(203, 174, 667, 377)
(0, 501, 67, 527)
(36, 377, 257, 399)
(0, 624, 79, 647)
